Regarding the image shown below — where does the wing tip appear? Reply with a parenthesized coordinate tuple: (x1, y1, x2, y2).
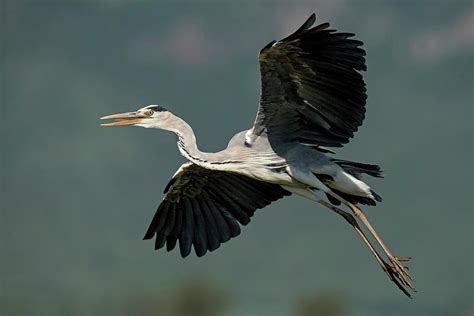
(303, 13, 316, 30)
(180, 243, 192, 258)
(143, 229, 156, 240)
(195, 247, 208, 257)
(286, 13, 317, 40)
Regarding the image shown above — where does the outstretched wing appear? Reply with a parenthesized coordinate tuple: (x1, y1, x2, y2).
(249, 13, 367, 148)
(143, 163, 291, 257)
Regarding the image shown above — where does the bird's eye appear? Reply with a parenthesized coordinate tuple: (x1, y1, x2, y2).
(145, 110, 154, 117)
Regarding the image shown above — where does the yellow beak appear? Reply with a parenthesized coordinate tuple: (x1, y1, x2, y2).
(100, 111, 145, 126)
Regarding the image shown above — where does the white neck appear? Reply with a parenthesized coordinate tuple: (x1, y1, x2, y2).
(159, 113, 243, 169)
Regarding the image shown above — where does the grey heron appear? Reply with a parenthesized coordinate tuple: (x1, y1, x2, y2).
(101, 13, 415, 297)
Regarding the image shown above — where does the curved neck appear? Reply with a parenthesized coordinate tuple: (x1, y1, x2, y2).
(157, 112, 289, 173)
(163, 113, 238, 168)
(170, 116, 203, 163)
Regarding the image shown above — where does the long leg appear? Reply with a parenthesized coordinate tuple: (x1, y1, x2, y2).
(282, 185, 413, 297)
(317, 199, 386, 268)
(316, 198, 413, 297)
(326, 191, 415, 290)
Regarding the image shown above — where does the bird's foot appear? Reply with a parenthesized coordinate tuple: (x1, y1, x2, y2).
(381, 255, 415, 297)
(389, 255, 415, 287)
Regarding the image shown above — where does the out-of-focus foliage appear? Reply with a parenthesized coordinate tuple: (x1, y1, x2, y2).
(2, 1, 473, 316)
(296, 290, 346, 316)
(121, 279, 230, 316)
(161, 279, 230, 316)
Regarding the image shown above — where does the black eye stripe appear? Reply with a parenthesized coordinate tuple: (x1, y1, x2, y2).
(146, 105, 167, 112)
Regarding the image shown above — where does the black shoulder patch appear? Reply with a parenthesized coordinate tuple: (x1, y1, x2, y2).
(260, 40, 276, 53)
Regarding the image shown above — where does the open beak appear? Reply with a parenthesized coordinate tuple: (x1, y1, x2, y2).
(100, 111, 145, 126)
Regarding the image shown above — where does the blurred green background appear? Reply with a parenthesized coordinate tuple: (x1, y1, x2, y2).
(1, 1, 473, 315)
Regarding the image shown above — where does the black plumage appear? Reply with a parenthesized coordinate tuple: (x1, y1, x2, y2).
(196, 195, 221, 251)
(250, 13, 367, 148)
(191, 198, 207, 257)
(179, 197, 194, 257)
(143, 163, 290, 257)
(201, 191, 231, 243)
(208, 186, 251, 225)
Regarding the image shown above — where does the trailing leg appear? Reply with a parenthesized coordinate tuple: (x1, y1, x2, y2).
(326, 190, 415, 291)
(316, 198, 413, 297)
(282, 185, 414, 297)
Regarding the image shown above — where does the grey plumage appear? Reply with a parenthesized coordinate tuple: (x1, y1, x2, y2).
(102, 13, 415, 297)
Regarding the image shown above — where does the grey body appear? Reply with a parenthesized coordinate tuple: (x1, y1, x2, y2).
(100, 11, 384, 255)
(101, 13, 414, 297)
(220, 129, 335, 188)
(106, 12, 383, 256)
(167, 113, 374, 199)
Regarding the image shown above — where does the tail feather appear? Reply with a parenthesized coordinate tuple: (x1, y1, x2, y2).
(371, 189, 383, 202)
(326, 189, 380, 206)
(331, 159, 384, 178)
(325, 159, 384, 206)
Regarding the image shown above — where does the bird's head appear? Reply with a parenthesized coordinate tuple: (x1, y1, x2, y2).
(100, 105, 170, 129)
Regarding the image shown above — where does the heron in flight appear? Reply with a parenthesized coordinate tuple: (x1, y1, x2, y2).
(101, 13, 415, 296)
